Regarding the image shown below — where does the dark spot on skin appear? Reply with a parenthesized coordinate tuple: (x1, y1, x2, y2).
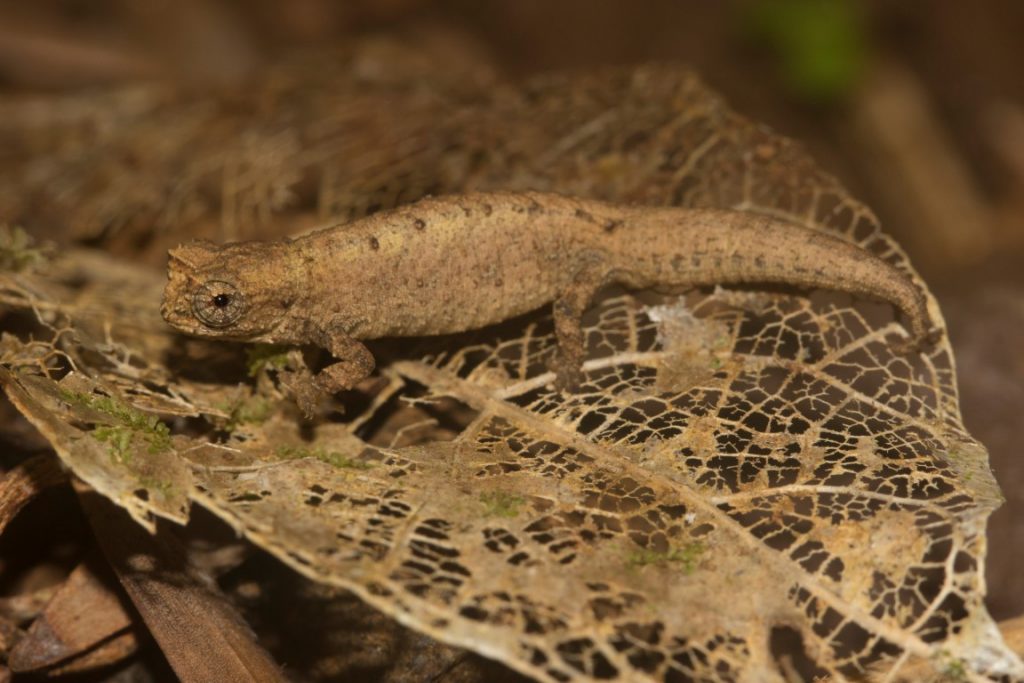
(482, 204, 493, 216)
(462, 205, 472, 217)
(574, 208, 594, 223)
(604, 219, 623, 233)
(304, 255, 315, 263)
(692, 255, 702, 267)
(414, 218, 426, 230)
(369, 236, 380, 250)
(527, 199, 543, 214)
(755, 255, 766, 269)
(671, 254, 684, 270)
(495, 278, 503, 287)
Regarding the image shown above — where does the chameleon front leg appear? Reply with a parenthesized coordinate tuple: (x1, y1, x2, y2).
(292, 325, 375, 417)
(550, 263, 607, 392)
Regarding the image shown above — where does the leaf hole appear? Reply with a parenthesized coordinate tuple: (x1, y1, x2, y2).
(953, 550, 977, 574)
(555, 638, 618, 679)
(459, 605, 488, 622)
(578, 411, 606, 435)
(822, 557, 845, 582)
(769, 625, 829, 681)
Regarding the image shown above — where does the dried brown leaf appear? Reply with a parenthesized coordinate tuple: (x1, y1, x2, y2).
(0, 57, 1019, 682)
(8, 555, 134, 673)
(75, 483, 286, 683)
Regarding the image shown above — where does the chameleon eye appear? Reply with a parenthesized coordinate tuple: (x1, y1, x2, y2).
(192, 280, 245, 328)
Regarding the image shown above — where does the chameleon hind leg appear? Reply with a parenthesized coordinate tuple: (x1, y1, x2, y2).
(550, 262, 607, 392)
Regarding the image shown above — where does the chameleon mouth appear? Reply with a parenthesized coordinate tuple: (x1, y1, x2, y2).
(161, 265, 206, 329)
(160, 276, 199, 331)
(159, 295, 196, 332)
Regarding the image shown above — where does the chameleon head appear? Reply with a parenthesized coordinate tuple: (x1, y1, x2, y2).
(161, 239, 298, 342)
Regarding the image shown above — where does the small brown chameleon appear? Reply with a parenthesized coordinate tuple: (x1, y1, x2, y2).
(161, 192, 938, 415)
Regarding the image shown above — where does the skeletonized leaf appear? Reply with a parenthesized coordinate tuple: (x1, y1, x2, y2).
(0, 55, 1019, 681)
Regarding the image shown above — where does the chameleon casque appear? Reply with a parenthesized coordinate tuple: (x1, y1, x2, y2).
(161, 192, 937, 415)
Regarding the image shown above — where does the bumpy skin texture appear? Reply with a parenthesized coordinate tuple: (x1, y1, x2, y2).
(162, 192, 937, 415)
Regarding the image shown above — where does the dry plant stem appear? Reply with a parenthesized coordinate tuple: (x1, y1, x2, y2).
(162, 192, 937, 414)
(0, 22, 158, 87)
(72, 480, 286, 683)
(8, 553, 136, 673)
(849, 66, 994, 268)
(0, 453, 68, 535)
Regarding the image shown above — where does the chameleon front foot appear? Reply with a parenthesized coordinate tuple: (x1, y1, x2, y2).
(277, 367, 328, 418)
(291, 381, 326, 419)
(290, 360, 373, 418)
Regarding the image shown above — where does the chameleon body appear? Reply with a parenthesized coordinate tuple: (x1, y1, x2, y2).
(161, 192, 936, 414)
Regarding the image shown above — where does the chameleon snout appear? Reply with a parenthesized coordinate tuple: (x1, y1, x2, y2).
(159, 274, 200, 333)
(159, 289, 189, 331)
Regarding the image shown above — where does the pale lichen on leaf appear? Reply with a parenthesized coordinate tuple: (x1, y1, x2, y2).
(0, 53, 1019, 682)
